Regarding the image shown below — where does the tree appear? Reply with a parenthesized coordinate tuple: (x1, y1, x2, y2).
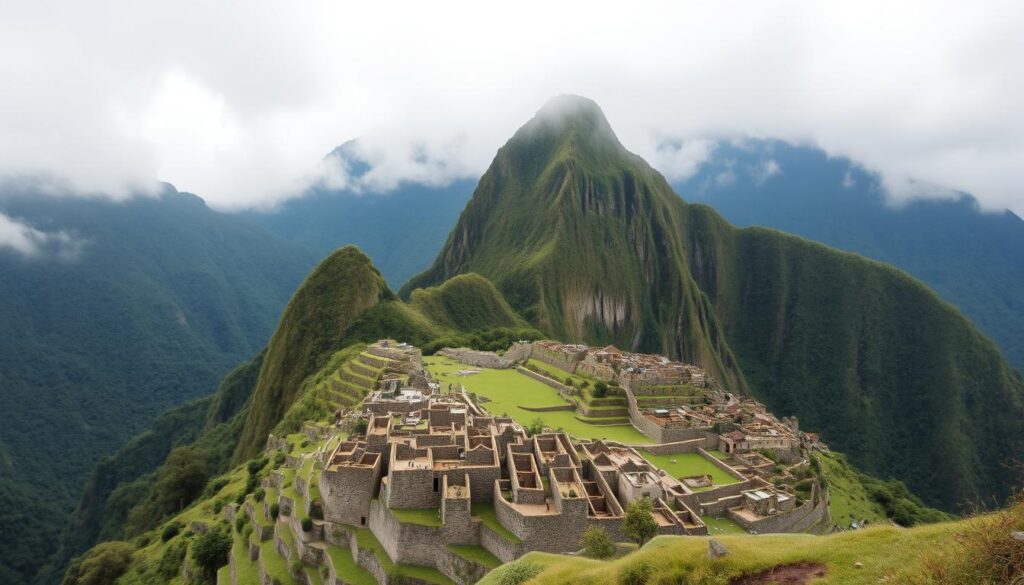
(192, 527, 231, 583)
(154, 447, 208, 515)
(352, 418, 369, 435)
(62, 541, 134, 585)
(580, 526, 615, 559)
(593, 381, 608, 398)
(526, 418, 545, 437)
(622, 498, 658, 546)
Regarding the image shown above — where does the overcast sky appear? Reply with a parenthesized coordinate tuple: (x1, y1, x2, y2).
(1, 0, 1021, 213)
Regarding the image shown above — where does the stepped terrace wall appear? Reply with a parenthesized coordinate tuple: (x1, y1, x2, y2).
(439, 348, 514, 369)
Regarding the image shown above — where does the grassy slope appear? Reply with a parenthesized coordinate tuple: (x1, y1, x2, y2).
(401, 96, 1024, 511)
(482, 497, 1023, 585)
(234, 246, 392, 461)
(481, 523, 952, 585)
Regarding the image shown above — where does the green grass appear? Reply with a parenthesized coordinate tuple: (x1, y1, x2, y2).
(391, 507, 443, 527)
(471, 503, 521, 543)
(479, 519, 972, 585)
(260, 538, 299, 585)
(702, 515, 747, 535)
(326, 544, 377, 585)
(425, 357, 650, 444)
(818, 454, 897, 528)
(639, 451, 738, 487)
(232, 531, 260, 585)
(447, 544, 502, 569)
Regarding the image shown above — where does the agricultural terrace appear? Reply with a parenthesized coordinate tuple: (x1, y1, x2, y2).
(423, 356, 649, 444)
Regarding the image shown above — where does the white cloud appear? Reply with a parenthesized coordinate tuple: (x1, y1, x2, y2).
(0, 1, 1021, 213)
(0, 213, 85, 261)
(753, 159, 782, 185)
(653, 139, 716, 182)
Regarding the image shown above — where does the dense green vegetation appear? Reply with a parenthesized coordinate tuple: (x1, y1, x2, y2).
(402, 95, 1024, 510)
(50, 246, 540, 584)
(674, 138, 1024, 371)
(0, 186, 312, 585)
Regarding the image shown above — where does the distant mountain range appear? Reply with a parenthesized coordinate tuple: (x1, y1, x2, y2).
(670, 139, 1024, 370)
(237, 142, 476, 289)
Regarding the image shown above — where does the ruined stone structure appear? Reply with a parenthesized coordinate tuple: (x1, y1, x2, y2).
(239, 340, 831, 585)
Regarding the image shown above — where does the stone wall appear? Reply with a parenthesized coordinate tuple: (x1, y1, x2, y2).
(516, 366, 573, 397)
(369, 500, 442, 567)
(438, 348, 514, 369)
(639, 436, 715, 455)
(727, 495, 830, 534)
(530, 347, 583, 373)
(502, 343, 533, 363)
(321, 461, 381, 527)
(436, 548, 491, 585)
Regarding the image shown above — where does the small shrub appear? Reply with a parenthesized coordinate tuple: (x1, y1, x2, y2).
(593, 381, 609, 398)
(192, 527, 232, 582)
(235, 515, 247, 532)
(301, 517, 313, 532)
(526, 418, 545, 437)
(273, 451, 286, 468)
(270, 503, 280, 520)
(247, 457, 267, 476)
(254, 487, 266, 503)
(161, 521, 182, 542)
(580, 526, 615, 559)
(494, 561, 543, 585)
(352, 419, 369, 435)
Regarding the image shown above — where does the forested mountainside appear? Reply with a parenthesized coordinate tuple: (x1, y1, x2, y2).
(671, 138, 1024, 370)
(0, 186, 314, 585)
(403, 95, 1024, 511)
(237, 141, 475, 289)
(40, 246, 539, 583)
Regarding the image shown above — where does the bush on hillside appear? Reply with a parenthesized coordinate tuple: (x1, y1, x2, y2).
(61, 541, 134, 585)
(191, 526, 231, 582)
(593, 381, 609, 398)
(580, 525, 616, 559)
(161, 521, 182, 542)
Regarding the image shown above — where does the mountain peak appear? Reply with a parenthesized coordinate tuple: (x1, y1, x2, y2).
(510, 95, 624, 163)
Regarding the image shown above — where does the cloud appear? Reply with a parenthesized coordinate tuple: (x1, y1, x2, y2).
(0, 1, 1021, 213)
(0, 213, 86, 261)
(653, 140, 717, 182)
(753, 159, 782, 185)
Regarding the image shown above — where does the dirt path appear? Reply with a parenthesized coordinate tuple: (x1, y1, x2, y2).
(729, 563, 828, 585)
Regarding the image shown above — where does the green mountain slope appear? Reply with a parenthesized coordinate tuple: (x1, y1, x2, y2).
(402, 95, 1024, 510)
(44, 245, 539, 583)
(0, 185, 314, 585)
(671, 139, 1024, 371)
